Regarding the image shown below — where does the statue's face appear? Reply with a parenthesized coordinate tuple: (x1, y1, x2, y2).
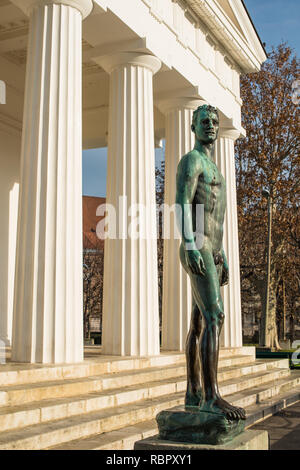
(192, 109, 219, 144)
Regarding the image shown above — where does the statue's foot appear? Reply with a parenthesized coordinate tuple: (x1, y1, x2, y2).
(185, 389, 203, 408)
(200, 396, 246, 421)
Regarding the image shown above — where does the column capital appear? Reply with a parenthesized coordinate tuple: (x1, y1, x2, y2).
(11, 0, 93, 18)
(218, 127, 241, 141)
(95, 52, 161, 75)
(156, 97, 206, 115)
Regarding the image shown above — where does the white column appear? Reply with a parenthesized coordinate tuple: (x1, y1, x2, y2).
(0, 80, 5, 104)
(96, 52, 161, 356)
(11, 0, 93, 363)
(158, 98, 203, 351)
(215, 128, 243, 347)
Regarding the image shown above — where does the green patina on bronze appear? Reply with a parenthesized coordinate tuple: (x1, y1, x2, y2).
(157, 104, 245, 444)
(157, 406, 245, 445)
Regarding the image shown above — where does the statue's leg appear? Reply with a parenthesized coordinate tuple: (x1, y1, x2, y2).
(179, 244, 202, 407)
(185, 295, 203, 407)
(189, 248, 245, 420)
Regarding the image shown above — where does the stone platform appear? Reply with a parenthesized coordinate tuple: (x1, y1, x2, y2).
(134, 429, 269, 450)
(0, 346, 299, 449)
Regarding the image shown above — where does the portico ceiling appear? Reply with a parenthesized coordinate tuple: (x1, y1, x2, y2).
(0, 0, 266, 148)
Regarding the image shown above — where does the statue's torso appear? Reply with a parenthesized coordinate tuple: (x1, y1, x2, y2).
(192, 151, 226, 252)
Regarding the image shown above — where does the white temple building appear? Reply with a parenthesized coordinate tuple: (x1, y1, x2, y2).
(0, 0, 267, 364)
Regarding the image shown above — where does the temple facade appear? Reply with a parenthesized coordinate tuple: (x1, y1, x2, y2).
(0, 0, 266, 363)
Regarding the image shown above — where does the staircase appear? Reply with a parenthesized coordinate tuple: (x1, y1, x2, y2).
(0, 347, 299, 450)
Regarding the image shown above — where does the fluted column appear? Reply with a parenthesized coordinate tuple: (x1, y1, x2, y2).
(158, 98, 203, 351)
(215, 128, 243, 347)
(0, 80, 5, 104)
(96, 52, 161, 356)
(11, 0, 93, 363)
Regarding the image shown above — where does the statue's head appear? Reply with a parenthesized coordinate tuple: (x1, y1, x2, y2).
(191, 104, 219, 144)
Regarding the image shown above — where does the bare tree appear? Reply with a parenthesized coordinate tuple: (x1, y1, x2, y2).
(236, 43, 300, 348)
(156, 160, 165, 326)
(83, 237, 104, 341)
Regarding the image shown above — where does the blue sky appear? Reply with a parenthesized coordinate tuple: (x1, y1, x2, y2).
(82, 147, 107, 198)
(82, 0, 299, 197)
(244, 0, 300, 55)
(82, 144, 165, 198)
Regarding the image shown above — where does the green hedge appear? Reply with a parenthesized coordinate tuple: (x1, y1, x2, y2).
(256, 349, 300, 369)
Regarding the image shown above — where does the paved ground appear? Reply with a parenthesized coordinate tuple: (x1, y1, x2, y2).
(251, 401, 300, 450)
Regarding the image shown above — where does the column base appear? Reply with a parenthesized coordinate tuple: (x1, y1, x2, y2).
(134, 429, 269, 450)
(0, 336, 11, 347)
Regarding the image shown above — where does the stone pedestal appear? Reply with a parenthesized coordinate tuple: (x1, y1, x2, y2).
(156, 405, 244, 445)
(11, 0, 93, 363)
(134, 429, 269, 450)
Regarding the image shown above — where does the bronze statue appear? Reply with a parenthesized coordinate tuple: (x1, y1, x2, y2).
(176, 104, 245, 421)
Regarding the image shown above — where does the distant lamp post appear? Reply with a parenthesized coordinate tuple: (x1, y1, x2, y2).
(260, 186, 274, 347)
(282, 280, 286, 341)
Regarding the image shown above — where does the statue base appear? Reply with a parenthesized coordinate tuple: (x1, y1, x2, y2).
(155, 405, 245, 445)
(134, 429, 269, 450)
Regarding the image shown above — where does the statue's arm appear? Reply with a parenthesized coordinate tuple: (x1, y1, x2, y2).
(175, 153, 206, 276)
(221, 247, 229, 286)
(175, 153, 199, 250)
(221, 247, 228, 271)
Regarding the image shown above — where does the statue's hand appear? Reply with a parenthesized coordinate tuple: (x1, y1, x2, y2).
(185, 250, 206, 276)
(221, 263, 229, 286)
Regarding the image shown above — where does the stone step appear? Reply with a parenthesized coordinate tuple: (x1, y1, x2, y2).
(218, 366, 290, 397)
(0, 366, 290, 440)
(217, 358, 289, 383)
(84, 346, 255, 360)
(0, 354, 267, 408)
(0, 363, 187, 408)
(243, 377, 300, 427)
(228, 371, 300, 413)
(0, 347, 254, 387)
(0, 395, 184, 450)
(51, 419, 160, 451)
(0, 358, 288, 417)
(48, 373, 300, 450)
(0, 353, 183, 387)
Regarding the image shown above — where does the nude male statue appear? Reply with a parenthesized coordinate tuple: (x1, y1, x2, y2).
(176, 104, 245, 421)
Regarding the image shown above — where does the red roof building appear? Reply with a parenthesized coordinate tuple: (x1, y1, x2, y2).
(82, 196, 106, 250)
